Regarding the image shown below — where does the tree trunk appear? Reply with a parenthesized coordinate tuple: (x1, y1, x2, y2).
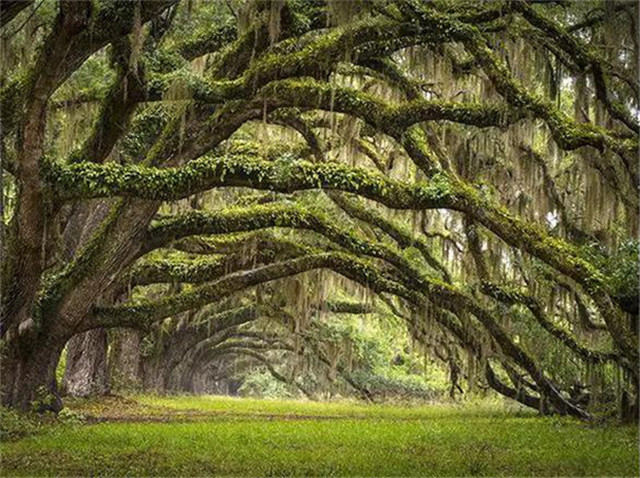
(164, 363, 182, 392)
(142, 354, 165, 393)
(620, 388, 639, 423)
(180, 361, 200, 393)
(108, 328, 142, 392)
(1, 335, 64, 412)
(61, 329, 109, 397)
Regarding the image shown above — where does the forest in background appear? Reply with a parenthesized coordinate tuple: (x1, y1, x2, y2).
(0, 0, 638, 424)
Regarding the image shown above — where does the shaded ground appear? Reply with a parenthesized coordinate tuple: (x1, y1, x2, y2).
(1, 395, 638, 477)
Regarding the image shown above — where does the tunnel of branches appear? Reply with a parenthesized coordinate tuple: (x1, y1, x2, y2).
(0, 0, 638, 421)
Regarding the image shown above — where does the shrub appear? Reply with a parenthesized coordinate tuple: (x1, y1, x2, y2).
(0, 407, 40, 441)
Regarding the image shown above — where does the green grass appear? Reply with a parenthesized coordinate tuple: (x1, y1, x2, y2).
(136, 394, 523, 419)
(1, 395, 637, 477)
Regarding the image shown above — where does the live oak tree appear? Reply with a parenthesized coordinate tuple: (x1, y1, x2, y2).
(0, 0, 637, 419)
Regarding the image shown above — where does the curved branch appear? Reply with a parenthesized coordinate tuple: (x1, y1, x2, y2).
(0, 0, 34, 29)
(398, 0, 637, 164)
(513, 0, 639, 133)
(45, 153, 613, 301)
(173, 20, 237, 61)
(93, 252, 418, 326)
(480, 281, 623, 366)
(98, 246, 591, 418)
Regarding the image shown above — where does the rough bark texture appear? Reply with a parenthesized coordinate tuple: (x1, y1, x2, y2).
(108, 329, 143, 392)
(1, 337, 64, 412)
(62, 329, 109, 397)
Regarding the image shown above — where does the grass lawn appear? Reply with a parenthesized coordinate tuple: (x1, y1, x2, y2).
(1, 395, 637, 477)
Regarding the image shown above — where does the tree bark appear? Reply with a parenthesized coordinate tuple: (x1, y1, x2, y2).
(108, 328, 142, 392)
(1, 335, 64, 412)
(142, 353, 165, 393)
(61, 329, 109, 397)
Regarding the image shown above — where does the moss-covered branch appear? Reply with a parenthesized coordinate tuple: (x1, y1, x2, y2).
(328, 193, 451, 282)
(96, 246, 591, 418)
(398, 0, 637, 163)
(173, 20, 237, 60)
(93, 252, 418, 326)
(43, 151, 454, 207)
(130, 233, 307, 287)
(127, 255, 228, 286)
(144, 203, 451, 310)
(480, 281, 622, 366)
(45, 152, 615, 301)
(260, 78, 523, 137)
(146, 202, 408, 269)
(513, 0, 639, 133)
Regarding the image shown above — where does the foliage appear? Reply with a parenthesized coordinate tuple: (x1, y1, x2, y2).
(579, 239, 639, 299)
(350, 370, 440, 401)
(239, 369, 297, 399)
(56, 408, 86, 426)
(30, 387, 59, 414)
(0, 407, 41, 442)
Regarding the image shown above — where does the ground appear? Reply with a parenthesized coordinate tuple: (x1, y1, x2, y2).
(0, 395, 638, 477)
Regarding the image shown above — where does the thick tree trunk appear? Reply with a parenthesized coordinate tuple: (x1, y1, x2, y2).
(164, 363, 183, 392)
(620, 389, 639, 423)
(192, 372, 207, 395)
(1, 336, 64, 412)
(180, 361, 200, 393)
(108, 329, 142, 392)
(142, 354, 165, 393)
(192, 366, 218, 395)
(164, 348, 196, 392)
(61, 329, 109, 397)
